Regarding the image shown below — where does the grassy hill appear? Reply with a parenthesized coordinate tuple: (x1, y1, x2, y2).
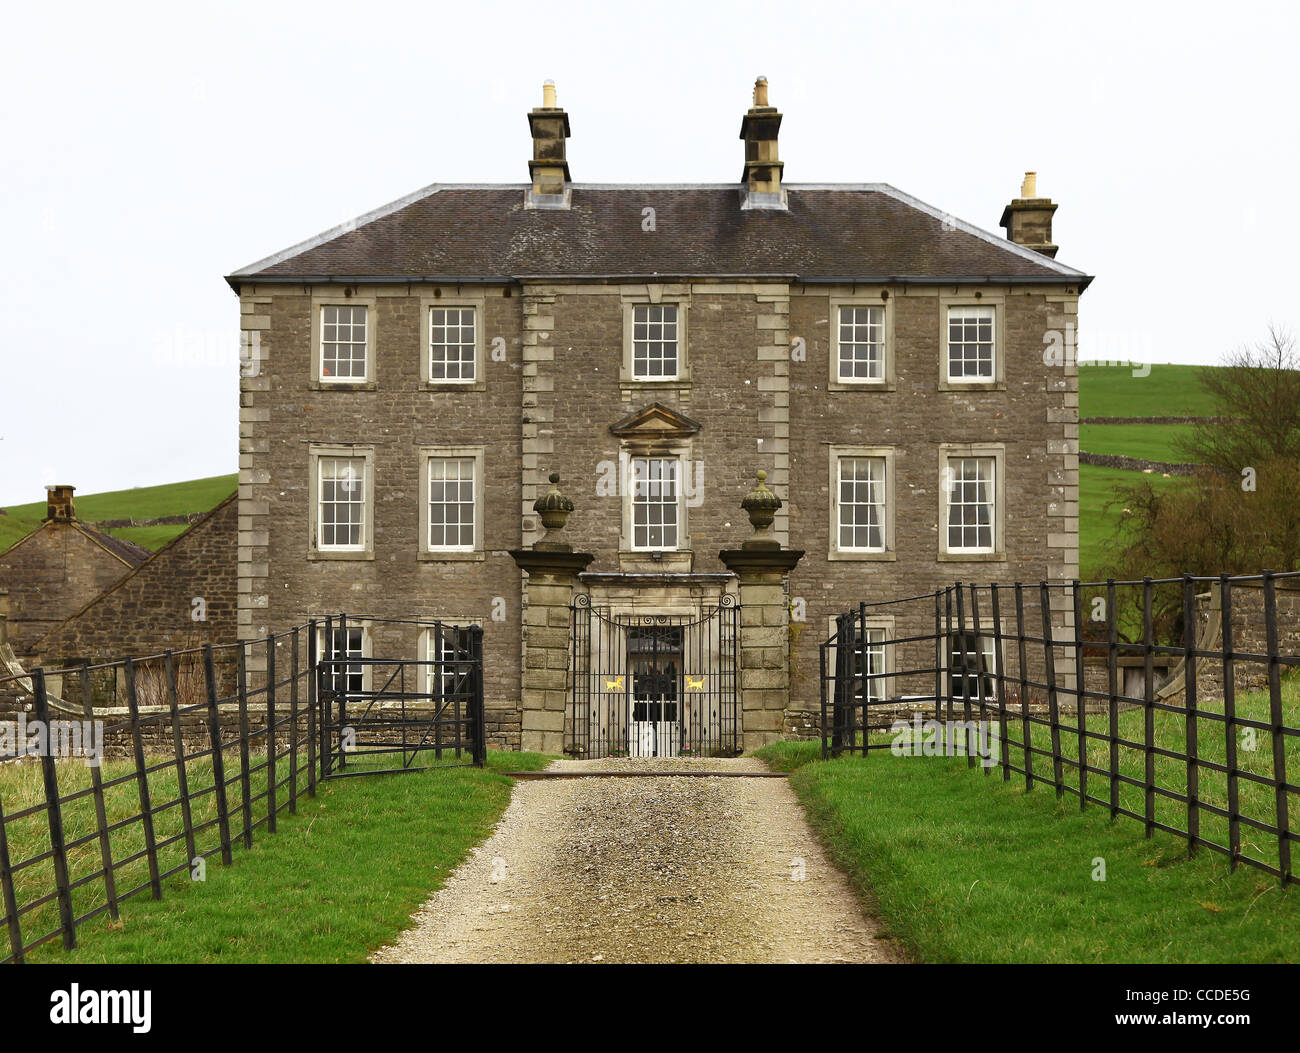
(0, 474, 237, 555)
(1077, 363, 1215, 579)
(1077, 363, 1218, 419)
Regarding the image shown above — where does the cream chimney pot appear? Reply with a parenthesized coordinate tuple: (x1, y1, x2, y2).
(1021, 171, 1037, 198)
(754, 76, 768, 107)
(542, 80, 557, 109)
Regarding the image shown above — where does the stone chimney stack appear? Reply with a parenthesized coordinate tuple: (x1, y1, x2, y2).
(44, 484, 76, 523)
(527, 79, 571, 208)
(739, 76, 786, 210)
(999, 171, 1059, 258)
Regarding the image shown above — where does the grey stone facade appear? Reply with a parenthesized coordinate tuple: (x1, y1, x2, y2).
(229, 82, 1087, 752)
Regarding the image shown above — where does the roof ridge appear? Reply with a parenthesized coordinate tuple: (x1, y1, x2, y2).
(73, 522, 151, 566)
(228, 182, 1090, 288)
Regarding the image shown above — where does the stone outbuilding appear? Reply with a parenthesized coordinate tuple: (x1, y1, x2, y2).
(0, 486, 149, 661)
(34, 491, 238, 667)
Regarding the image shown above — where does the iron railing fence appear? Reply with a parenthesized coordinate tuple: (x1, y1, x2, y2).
(0, 613, 486, 963)
(822, 572, 1300, 888)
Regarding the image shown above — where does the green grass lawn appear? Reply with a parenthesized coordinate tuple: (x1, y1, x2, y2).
(1079, 363, 1218, 419)
(0, 473, 237, 554)
(1078, 422, 1197, 463)
(1079, 463, 1184, 579)
(1023, 677, 1300, 872)
(758, 738, 1300, 963)
(3, 749, 547, 963)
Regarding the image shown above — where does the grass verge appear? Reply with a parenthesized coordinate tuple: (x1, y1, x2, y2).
(13, 750, 547, 963)
(756, 738, 1300, 963)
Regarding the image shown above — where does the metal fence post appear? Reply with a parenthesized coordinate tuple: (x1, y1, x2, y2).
(470, 625, 487, 767)
(266, 635, 277, 833)
(1039, 583, 1065, 798)
(306, 619, 318, 795)
(202, 644, 233, 866)
(933, 590, 944, 727)
(1015, 583, 1033, 792)
(1181, 574, 1201, 857)
(1262, 572, 1293, 884)
(123, 659, 162, 900)
(955, 582, 974, 767)
(289, 628, 300, 815)
(1105, 580, 1120, 820)
(1072, 580, 1087, 810)
(1220, 575, 1241, 868)
(33, 669, 77, 947)
(990, 584, 1010, 782)
(236, 646, 253, 849)
(967, 584, 986, 771)
(1142, 577, 1156, 839)
(80, 662, 119, 920)
(819, 637, 829, 761)
(164, 650, 198, 877)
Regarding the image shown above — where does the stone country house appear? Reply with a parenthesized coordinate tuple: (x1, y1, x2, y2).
(226, 78, 1090, 757)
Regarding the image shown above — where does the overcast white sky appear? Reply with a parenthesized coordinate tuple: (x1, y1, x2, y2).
(2, 0, 1296, 506)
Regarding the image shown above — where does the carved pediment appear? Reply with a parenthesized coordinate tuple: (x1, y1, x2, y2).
(609, 402, 701, 443)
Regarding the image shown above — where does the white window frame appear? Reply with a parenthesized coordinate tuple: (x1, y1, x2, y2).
(311, 296, 376, 387)
(420, 295, 486, 389)
(620, 294, 691, 388)
(308, 444, 375, 560)
(419, 446, 486, 560)
(624, 452, 684, 553)
(938, 293, 1004, 391)
(938, 444, 1005, 562)
(829, 445, 896, 561)
(828, 294, 895, 391)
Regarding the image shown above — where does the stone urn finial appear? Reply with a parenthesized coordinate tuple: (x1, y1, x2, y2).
(741, 469, 782, 550)
(533, 472, 575, 551)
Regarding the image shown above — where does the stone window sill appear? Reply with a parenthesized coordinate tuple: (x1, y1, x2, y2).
(309, 381, 379, 392)
(420, 381, 487, 393)
(308, 550, 375, 561)
(418, 550, 487, 562)
(828, 549, 897, 562)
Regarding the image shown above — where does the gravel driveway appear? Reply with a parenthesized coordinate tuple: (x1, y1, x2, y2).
(371, 757, 902, 964)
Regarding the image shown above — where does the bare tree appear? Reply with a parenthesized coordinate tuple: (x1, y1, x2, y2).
(1182, 325, 1300, 473)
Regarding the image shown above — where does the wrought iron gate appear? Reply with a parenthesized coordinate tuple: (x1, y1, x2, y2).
(317, 617, 485, 776)
(568, 594, 740, 758)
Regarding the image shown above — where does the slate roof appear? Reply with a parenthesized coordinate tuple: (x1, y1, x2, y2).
(228, 183, 1090, 290)
(77, 525, 152, 567)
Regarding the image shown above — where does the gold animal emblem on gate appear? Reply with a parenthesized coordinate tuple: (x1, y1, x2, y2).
(685, 675, 706, 692)
(603, 676, 624, 691)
